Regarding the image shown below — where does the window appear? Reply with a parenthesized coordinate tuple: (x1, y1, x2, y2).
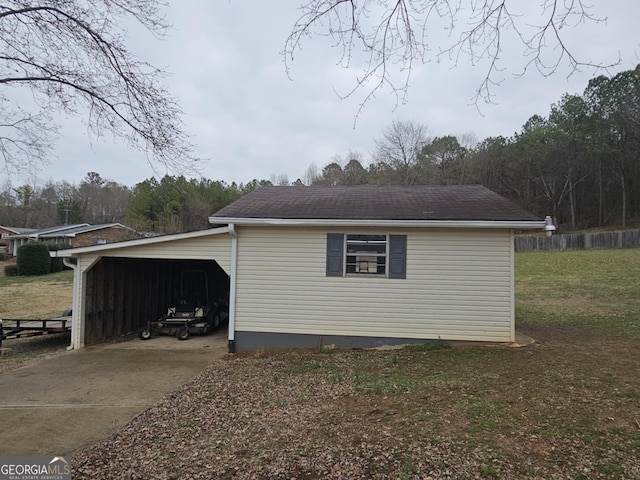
(346, 234, 386, 275)
(326, 233, 406, 279)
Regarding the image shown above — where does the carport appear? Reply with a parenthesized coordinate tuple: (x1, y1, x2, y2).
(53, 227, 233, 349)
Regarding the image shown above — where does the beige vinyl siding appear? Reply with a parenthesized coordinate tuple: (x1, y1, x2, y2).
(98, 236, 232, 272)
(235, 226, 514, 343)
(78, 254, 100, 273)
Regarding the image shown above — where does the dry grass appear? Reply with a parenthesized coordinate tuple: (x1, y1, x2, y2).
(0, 263, 73, 318)
(0, 281, 72, 318)
(0, 263, 73, 371)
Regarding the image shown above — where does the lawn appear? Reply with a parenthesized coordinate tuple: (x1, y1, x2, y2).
(0, 262, 74, 372)
(69, 248, 640, 479)
(516, 249, 640, 334)
(0, 262, 74, 318)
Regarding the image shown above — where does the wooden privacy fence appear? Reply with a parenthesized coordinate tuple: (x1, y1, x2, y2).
(514, 229, 640, 252)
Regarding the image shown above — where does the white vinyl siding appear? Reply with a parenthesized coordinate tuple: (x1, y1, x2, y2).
(234, 226, 514, 343)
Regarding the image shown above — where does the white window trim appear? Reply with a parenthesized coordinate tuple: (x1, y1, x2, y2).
(345, 233, 388, 277)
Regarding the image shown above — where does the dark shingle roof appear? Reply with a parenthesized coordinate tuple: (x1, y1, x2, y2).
(211, 185, 541, 222)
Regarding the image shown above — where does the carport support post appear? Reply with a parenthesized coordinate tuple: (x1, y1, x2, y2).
(63, 257, 84, 350)
(227, 223, 237, 353)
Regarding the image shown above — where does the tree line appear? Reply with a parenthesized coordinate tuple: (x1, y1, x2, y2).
(0, 173, 268, 234)
(2, 64, 639, 233)
(309, 65, 640, 230)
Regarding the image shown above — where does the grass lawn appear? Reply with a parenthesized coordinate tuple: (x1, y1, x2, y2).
(0, 262, 73, 318)
(0, 262, 73, 372)
(71, 248, 640, 480)
(516, 249, 640, 334)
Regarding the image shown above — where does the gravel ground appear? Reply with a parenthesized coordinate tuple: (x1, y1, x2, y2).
(0, 333, 70, 373)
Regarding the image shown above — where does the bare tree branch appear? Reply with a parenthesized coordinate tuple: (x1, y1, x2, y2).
(285, 0, 619, 117)
(0, 1, 201, 177)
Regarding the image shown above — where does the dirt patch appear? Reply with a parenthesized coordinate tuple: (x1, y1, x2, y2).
(0, 333, 71, 374)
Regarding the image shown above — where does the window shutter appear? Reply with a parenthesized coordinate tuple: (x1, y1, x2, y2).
(326, 233, 344, 276)
(388, 235, 407, 279)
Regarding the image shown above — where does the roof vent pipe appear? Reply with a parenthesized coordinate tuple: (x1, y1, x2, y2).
(543, 216, 556, 236)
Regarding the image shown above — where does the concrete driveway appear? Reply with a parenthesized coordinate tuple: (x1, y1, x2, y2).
(0, 332, 227, 456)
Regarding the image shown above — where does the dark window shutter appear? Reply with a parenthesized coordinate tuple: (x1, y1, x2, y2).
(326, 233, 344, 276)
(388, 235, 407, 279)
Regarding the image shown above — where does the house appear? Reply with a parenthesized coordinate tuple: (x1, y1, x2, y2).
(1, 226, 37, 243)
(0, 226, 37, 257)
(5, 223, 139, 256)
(52, 185, 543, 351)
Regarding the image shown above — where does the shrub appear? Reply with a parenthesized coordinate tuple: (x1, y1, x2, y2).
(4, 264, 18, 276)
(17, 241, 51, 276)
(47, 243, 71, 273)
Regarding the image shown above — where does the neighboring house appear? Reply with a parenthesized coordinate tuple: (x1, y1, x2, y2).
(53, 185, 544, 351)
(3, 225, 58, 256)
(0, 226, 37, 256)
(1, 226, 37, 240)
(5, 223, 140, 256)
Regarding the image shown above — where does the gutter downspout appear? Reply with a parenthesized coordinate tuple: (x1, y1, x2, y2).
(62, 257, 79, 351)
(227, 223, 238, 353)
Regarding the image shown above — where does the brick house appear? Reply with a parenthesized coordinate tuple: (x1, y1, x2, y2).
(5, 223, 140, 256)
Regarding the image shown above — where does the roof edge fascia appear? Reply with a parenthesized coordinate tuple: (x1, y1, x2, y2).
(208, 217, 545, 230)
(52, 226, 231, 257)
(0, 226, 28, 234)
(62, 223, 133, 238)
(28, 223, 90, 238)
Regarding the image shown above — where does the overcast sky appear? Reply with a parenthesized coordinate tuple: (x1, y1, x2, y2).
(14, 1, 640, 188)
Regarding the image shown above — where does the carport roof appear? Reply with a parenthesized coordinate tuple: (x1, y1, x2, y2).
(209, 185, 543, 228)
(51, 226, 231, 257)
